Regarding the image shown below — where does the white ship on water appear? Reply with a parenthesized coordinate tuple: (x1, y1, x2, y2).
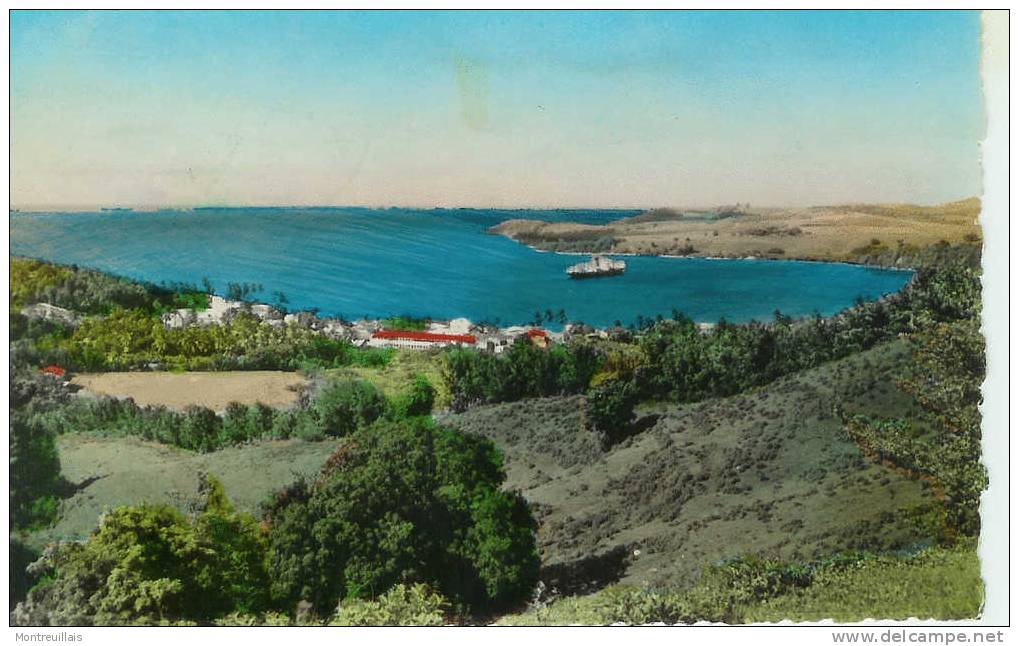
(566, 254, 626, 279)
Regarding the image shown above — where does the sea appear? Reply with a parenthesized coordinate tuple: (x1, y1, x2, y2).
(10, 208, 912, 329)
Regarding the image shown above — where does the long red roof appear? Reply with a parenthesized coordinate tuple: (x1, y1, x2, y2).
(373, 329, 476, 344)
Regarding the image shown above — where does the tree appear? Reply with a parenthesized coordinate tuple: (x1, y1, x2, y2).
(307, 380, 385, 438)
(585, 379, 638, 448)
(10, 538, 40, 610)
(265, 419, 539, 614)
(10, 411, 64, 529)
(180, 405, 222, 452)
(14, 476, 270, 625)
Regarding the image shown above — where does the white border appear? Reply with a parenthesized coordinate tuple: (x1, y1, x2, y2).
(2, 5, 1012, 644)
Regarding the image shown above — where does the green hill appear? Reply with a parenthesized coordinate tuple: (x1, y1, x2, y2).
(444, 339, 937, 593)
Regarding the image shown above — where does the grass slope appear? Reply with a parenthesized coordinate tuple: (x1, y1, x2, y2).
(497, 545, 981, 625)
(744, 546, 983, 623)
(444, 339, 937, 591)
(26, 434, 342, 549)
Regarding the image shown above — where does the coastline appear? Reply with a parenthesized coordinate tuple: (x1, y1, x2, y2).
(517, 239, 918, 272)
(488, 198, 981, 270)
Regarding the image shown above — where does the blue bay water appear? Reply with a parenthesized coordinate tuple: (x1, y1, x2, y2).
(10, 208, 911, 329)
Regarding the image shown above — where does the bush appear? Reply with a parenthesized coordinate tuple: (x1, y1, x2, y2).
(388, 374, 436, 418)
(329, 584, 449, 626)
(180, 405, 223, 452)
(308, 380, 386, 437)
(265, 418, 539, 614)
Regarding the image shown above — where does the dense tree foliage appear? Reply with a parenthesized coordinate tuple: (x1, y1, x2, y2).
(11, 257, 204, 316)
(9, 257, 379, 372)
(634, 253, 979, 404)
(264, 418, 539, 614)
(10, 259, 72, 308)
(9, 370, 72, 530)
(61, 310, 386, 372)
(14, 476, 270, 626)
(444, 339, 602, 411)
(388, 374, 436, 419)
(10, 538, 40, 611)
(298, 380, 386, 440)
(10, 413, 64, 528)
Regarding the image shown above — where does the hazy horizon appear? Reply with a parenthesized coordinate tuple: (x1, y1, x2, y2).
(9, 196, 980, 213)
(12, 10, 984, 209)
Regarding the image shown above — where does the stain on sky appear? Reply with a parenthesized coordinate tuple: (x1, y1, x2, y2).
(454, 54, 489, 130)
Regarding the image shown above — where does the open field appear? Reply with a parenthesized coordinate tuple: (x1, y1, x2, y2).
(27, 434, 342, 549)
(70, 371, 308, 410)
(491, 199, 981, 264)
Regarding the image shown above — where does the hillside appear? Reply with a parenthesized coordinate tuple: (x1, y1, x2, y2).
(443, 339, 936, 594)
(490, 198, 981, 264)
(30, 338, 934, 594)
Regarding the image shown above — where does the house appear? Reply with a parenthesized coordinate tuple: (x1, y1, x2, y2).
(526, 328, 549, 348)
(368, 329, 477, 350)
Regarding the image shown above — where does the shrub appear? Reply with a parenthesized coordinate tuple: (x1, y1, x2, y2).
(388, 374, 436, 418)
(180, 405, 223, 452)
(309, 380, 385, 437)
(329, 584, 449, 626)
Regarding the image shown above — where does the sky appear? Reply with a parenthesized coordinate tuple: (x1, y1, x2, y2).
(10, 10, 985, 209)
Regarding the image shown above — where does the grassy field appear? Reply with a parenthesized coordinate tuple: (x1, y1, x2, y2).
(443, 339, 937, 592)
(26, 434, 341, 549)
(491, 198, 981, 263)
(71, 371, 308, 411)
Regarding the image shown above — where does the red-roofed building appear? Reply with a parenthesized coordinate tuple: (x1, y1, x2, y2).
(527, 328, 549, 348)
(369, 329, 477, 349)
(40, 365, 66, 378)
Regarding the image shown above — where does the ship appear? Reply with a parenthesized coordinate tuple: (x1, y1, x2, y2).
(566, 254, 626, 279)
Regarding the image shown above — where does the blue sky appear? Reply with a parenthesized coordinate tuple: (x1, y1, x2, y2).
(10, 10, 984, 208)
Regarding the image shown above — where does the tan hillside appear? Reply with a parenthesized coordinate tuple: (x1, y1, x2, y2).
(491, 198, 982, 263)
